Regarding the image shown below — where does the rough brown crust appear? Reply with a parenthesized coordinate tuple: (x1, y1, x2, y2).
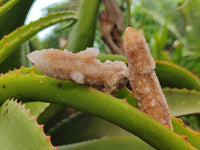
(27, 48, 127, 94)
(123, 27, 172, 128)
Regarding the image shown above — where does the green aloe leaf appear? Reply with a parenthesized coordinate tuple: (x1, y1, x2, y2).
(163, 88, 200, 116)
(66, 0, 100, 52)
(24, 102, 50, 116)
(0, 0, 34, 73)
(58, 136, 154, 150)
(116, 87, 200, 149)
(0, 0, 34, 38)
(7, 66, 50, 118)
(172, 116, 200, 149)
(116, 87, 138, 107)
(0, 100, 55, 150)
(6, 66, 68, 126)
(155, 60, 200, 91)
(37, 103, 66, 125)
(0, 11, 77, 64)
(6, 66, 43, 75)
(0, 0, 19, 16)
(6, 66, 65, 126)
(0, 72, 196, 149)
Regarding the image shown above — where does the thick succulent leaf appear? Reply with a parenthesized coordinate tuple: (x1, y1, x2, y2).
(37, 104, 65, 125)
(0, 72, 196, 149)
(0, 0, 19, 16)
(24, 102, 50, 116)
(48, 112, 131, 146)
(155, 60, 200, 91)
(116, 87, 138, 107)
(0, 0, 34, 73)
(163, 88, 200, 116)
(58, 136, 154, 150)
(19, 41, 32, 67)
(0, 41, 32, 73)
(97, 54, 200, 91)
(6, 66, 67, 127)
(37, 104, 69, 132)
(7, 66, 43, 75)
(0, 0, 34, 38)
(0, 11, 77, 64)
(0, 100, 55, 150)
(7, 66, 50, 117)
(116, 87, 200, 149)
(66, 0, 100, 52)
(172, 116, 200, 149)
(6, 66, 68, 127)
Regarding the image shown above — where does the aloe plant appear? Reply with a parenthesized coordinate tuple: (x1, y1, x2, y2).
(0, 0, 200, 150)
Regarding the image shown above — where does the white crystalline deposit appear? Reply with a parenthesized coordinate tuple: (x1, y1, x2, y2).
(123, 27, 172, 128)
(70, 71, 85, 84)
(27, 48, 127, 93)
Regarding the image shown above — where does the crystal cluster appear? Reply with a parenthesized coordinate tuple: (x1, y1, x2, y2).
(123, 27, 172, 128)
(27, 48, 127, 94)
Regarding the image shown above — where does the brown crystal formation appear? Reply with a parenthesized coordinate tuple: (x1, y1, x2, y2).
(123, 27, 172, 128)
(27, 48, 127, 94)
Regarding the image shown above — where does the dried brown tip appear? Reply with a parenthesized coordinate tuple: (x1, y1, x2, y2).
(123, 27, 172, 128)
(27, 48, 127, 94)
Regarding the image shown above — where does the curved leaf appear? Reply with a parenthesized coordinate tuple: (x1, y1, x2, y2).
(58, 136, 154, 150)
(6, 66, 67, 126)
(172, 116, 200, 149)
(0, 0, 19, 16)
(155, 60, 200, 91)
(0, 11, 77, 64)
(0, 73, 196, 149)
(0, 0, 34, 73)
(24, 102, 50, 116)
(66, 0, 100, 52)
(116, 87, 138, 107)
(116, 87, 200, 149)
(0, 0, 34, 38)
(6, 66, 66, 126)
(0, 100, 54, 150)
(6, 66, 43, 75)
(163, 88, 200, 116)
